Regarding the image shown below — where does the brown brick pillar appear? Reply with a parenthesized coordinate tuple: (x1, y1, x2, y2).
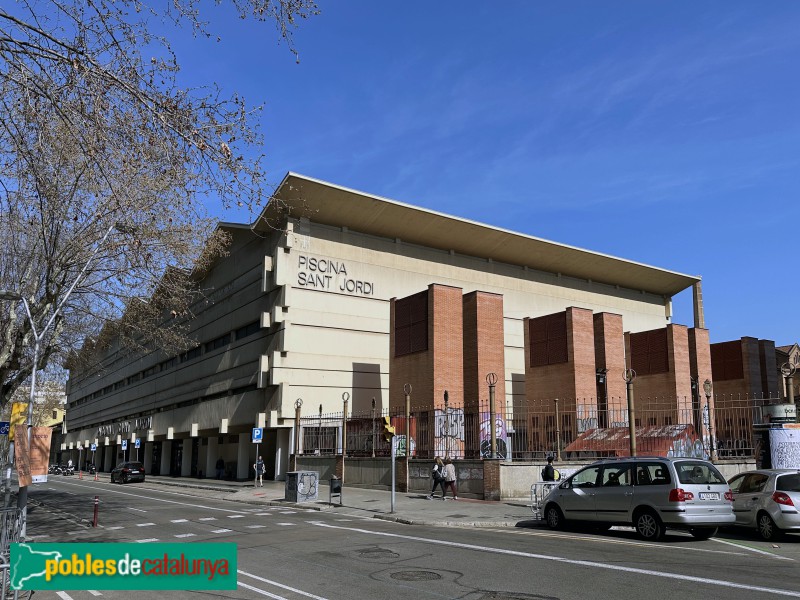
(483, 459, 501, 501)
(396, 457, 408, 492)
(334, 455, 344, 481)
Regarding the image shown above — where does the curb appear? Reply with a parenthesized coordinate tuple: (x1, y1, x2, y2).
(372, 514, 521, 528)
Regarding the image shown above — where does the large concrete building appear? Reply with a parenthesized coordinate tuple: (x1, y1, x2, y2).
(64, 173, 704, 480)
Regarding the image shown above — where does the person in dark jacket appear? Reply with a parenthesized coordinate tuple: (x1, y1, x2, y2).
(427, 457, 446, 499)
(542, 456, 555, 481)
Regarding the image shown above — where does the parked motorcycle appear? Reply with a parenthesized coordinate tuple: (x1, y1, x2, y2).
(62, 465, 74, 476)
(48, 464, 62, 475)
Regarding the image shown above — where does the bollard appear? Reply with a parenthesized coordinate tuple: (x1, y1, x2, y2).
(94, 470, 98, 482)
(93, 496, 99, 527)
(79, 470, 83, 480)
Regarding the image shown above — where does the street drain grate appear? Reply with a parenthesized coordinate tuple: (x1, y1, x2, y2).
(390, 571, 442, 581)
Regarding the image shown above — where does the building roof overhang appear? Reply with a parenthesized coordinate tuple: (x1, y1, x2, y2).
(255, 173, 700, 297)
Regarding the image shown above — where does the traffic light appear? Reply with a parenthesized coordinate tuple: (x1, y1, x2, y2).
(382, 416, 396, 443)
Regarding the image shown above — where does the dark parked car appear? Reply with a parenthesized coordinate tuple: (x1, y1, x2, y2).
(110, 461, 146, 484)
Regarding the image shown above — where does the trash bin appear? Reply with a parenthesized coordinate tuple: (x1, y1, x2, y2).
(329, 476, 342, 505)
(285, 471, 319, 503)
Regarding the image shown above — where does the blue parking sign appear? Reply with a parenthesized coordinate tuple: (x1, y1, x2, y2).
(121, 440, 128, 450)
(252, 427, 263, 443)
(90, 443, 97, 452)
(135, 438, 141, 449)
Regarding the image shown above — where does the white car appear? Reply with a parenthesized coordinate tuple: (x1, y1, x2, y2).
(542, 457, 734, 540)
(727, 469, 800, 540)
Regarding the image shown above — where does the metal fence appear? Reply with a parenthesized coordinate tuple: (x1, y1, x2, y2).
(296, 395, 771, 461)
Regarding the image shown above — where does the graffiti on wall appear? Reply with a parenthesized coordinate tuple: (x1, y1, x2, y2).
(435, 407, 464, 458)
(478, 412, 510, 459)
(297, 471, 318, 502)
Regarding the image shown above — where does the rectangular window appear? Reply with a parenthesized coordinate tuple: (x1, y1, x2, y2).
(161, 357, 177, 371)
(235, 321, 260, 340)
(302, 426, 338, 454)
(204, 334, 231, 353)
(394, 290, 428, 357)
(180, 346, 202, 363)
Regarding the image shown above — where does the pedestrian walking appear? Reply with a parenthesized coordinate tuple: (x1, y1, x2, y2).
(215, 457, 225, 480)
(442, 457, 457, 500)
(427, 457, 446, 499)
(253, 456, 265, 487)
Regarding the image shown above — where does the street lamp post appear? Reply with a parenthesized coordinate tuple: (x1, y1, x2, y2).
(554, 398, 561, 462)
(624, 369, 637, 457)
(443, 391, 449, 459)
(487, 373, 498, 459)
(781, 363, 797, 406)
(0, 221, 132, 538)
(371, 398, 376, 458)
(703, 379, 717, 461)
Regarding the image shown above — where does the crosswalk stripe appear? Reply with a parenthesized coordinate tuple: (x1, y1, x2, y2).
(136, 539, 159, 543)
(211, 529, 232, 534)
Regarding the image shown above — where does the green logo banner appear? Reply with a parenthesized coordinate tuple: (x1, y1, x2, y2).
(10, 543, 237, 590)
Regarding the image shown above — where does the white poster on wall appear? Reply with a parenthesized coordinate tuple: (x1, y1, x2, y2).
(769, 428, 800, 469)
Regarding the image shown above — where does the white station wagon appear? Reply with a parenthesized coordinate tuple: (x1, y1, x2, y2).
(543, 457, 735, 540)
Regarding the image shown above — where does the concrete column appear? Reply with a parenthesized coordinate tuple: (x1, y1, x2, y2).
(160, 442, 172, 477)
(206, 436, 219, 479)
(274, 428, 290, 481)
(693, 281, 705, 329)
(103, 446, 114, 471)
(144, 443, 153, 473)
(237, 436, 250, 480)
(181, 439, 192, 477)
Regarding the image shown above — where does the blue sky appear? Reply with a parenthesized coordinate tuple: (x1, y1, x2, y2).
(169, 2, 800, 345)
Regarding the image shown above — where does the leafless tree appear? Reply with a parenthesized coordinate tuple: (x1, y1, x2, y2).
(0, 0, 319, 408)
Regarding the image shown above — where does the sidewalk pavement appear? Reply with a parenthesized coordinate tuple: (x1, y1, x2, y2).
(113, 474, 543, 529)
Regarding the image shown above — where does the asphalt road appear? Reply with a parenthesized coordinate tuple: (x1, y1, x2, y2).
(20, 477, 800, 600)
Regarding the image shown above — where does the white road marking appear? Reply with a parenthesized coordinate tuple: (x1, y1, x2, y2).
(175, 533, 196, 538)
(276, 523, 295, 526)
(136, 523, 156, 527)
(56, 592, 75, 600)
(499, 528, 749, 557)
(279, 511, 296, 515)
(136, 538, 159, 543)
(239, 571, 330, 599)
(312, 523, 800, 598)
(255, 513, 272, 516)
(211, 528, 232, 534)
(228, 514, 246, 519)
(106, 526, 124, 530)
(712, 537, 793, 561)
(246, 525, 267, 529)
(199, 517, 217, 521)
(48, 479, 249, 514)
(171, 519, 189, 523)
(238, 581, 288, 599)
(335, 519, 352, 522)
(127, 507, 147, 513)
(88, 591, 102, 596)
